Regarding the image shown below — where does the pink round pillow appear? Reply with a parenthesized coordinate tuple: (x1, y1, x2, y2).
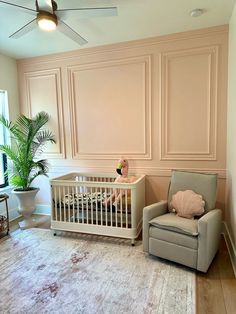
(171, 190, 205, 219)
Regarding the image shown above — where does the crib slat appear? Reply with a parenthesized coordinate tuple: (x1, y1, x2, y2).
(76, 188, 79, 223)
(63, 186, 66, 222)
(59, 186, 62, 222)
(125, 189, 128, 228)
(82, 193, 84, 224)
(54, 186, 57, 221)
(86, 189, 89, 224)
(95, 187, 98, 225)
(100, 186, 103, 226)
(115, 188, 118, 228)
(67, 186, 70, 222)
(72, 186, 75, 223)
(91, 187, 93, 224)
(120, 189, 123, 228)
(110, 187, 112, 227)
(105, 188, 108, 226)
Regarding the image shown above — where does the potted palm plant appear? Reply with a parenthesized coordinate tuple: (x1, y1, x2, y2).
(0, 111, 55, 229)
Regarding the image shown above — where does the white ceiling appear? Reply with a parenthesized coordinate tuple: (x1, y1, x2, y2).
(0, 0, 235, 59)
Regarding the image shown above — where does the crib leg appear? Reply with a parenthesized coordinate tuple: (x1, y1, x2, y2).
(131, 239, 135, 246)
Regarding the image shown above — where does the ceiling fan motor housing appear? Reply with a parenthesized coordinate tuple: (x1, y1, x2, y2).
(37, 11, 58, 23)
(37, 11, 58, 32)
(35, 0, 58, 12)
(52, 0, 58, 11)
(3, 0, 117, 44)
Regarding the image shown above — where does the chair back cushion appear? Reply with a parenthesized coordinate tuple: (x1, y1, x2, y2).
(168, 170, 217, 212)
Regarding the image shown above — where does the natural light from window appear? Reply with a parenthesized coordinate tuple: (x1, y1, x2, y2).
(0, 90, 8, 188)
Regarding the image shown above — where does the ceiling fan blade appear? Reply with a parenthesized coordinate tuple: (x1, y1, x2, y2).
(9, 18, 37, 39)
(56, 7, 118, 19)
(57, 20, 88, 45)
(0, 0, 36, 15)
(36, 0, 53, 14)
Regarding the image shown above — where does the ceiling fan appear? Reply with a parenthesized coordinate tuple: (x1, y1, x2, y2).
(0, 0, 118, 45)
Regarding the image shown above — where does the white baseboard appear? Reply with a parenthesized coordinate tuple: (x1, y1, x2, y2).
(3, 204, 51, 223)
(222, 221, 236, 277)
(0, 207, 21, 222)
(35, 204, 51, 216)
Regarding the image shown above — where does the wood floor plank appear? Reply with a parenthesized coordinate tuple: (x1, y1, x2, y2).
(4, 216, 236, 314)
(196, 236, 236, 314)
(196, 250, 227, 314)
(217, 239, 236, 314)
(0, 214, 51, 239)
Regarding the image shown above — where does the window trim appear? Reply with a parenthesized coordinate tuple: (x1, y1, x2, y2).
(0, 90, 9, 188)
(0, 153, 8, 188)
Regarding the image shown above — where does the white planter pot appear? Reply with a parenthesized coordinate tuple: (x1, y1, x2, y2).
(12, 188, 39, 229)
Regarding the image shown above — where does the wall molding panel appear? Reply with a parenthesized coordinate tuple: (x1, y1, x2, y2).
(159, 46, 219, 161)
(67, 55, 152, 160)
(17, 25, 228, 210)
(47, 162, 226, 179)
(24, 68, 66, 159)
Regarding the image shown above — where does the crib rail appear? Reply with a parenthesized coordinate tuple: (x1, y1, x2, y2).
(50, 173, 145, 242)
(52, 182, 132, 228)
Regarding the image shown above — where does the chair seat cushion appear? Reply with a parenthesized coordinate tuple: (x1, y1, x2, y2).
(149, 213, 198, 236)
(149, 226, 198, 249)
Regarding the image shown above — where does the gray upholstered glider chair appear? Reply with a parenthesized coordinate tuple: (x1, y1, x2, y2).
(143, 170, 222, 272)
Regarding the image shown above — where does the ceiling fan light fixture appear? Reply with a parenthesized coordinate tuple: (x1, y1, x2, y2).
(37, 12, 57, 31)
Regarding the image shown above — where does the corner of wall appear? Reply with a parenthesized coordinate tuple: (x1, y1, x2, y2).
(222, 221, 236, 277)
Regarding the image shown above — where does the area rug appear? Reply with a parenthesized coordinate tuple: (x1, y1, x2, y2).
(0, 229, 196, 314)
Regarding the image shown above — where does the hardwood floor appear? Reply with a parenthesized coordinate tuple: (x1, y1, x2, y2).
(197, 237, 236, 314)
(2, 215, 236, 314)
(7, 214, 51, 232)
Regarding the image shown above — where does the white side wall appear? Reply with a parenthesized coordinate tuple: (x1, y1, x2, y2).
(226, 3, 236, 274)
(0, 53, 20, 220)
(0, 53, 19, 120)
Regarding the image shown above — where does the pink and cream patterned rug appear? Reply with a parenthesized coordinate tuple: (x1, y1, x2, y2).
(0, 229, 196, 314)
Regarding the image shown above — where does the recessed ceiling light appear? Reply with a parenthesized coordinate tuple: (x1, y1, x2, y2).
(190, 9, 204, 18)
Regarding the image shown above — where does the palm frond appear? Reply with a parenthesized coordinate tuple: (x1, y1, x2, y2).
(0, 115, 25, 143)
(32, 159, 49, 174)
(0, 111, 55, 189)
(0, 115, 12, 129)
(30, 112, 50, 138)
(14, 115, 31, 136)
(0, 144, 18, 163)
(36, 130, 56, 144)
(31, 130, 56, 157)
(9, 174, 28, 189)
(28, 159, 49, 185)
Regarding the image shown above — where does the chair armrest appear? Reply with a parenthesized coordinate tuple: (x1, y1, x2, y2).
(197, 209, 222, 272)
(143, 201, 168, 252)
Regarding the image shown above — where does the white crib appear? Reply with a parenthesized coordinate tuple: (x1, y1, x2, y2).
(50, 173, 145, 244)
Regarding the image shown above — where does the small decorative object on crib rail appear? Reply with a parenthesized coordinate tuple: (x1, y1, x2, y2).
(103, 158, 136, 207)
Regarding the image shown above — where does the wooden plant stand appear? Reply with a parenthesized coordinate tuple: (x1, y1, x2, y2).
(0, 194, 10, 235)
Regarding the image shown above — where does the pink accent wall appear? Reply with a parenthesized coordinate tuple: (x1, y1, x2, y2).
(17, 25, 228, 214)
